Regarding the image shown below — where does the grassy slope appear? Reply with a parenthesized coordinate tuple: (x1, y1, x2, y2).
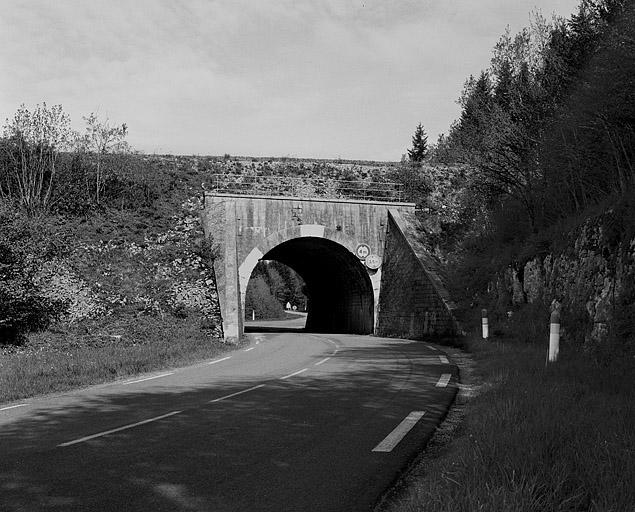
(380, 334, 634, 512)
(0, 318, 244, 403)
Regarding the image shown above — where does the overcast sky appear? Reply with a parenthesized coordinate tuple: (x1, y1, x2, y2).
(1, 0, 580, 161)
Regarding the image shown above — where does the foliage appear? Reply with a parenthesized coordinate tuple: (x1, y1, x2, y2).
(422, 0, 635, 347)
(0, 103, 72, 213)
(0, 203, 70, 342)
(245, 261, 306, 320)
(80, 113, 129, 205)
(407, 123, 428, 163)
(436, 0, 633, 233)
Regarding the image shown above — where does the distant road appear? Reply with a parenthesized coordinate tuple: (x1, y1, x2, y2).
(0, 332, 457, 511)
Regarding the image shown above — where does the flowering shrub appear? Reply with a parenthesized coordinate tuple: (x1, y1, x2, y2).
(33, 259, 105, 322)
(68, 196, 220, 331)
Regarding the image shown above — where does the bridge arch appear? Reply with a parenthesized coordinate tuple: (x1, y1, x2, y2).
(239, 224, 374, 334)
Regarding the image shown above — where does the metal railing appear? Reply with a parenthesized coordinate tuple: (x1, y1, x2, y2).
(207, 173, 404, 202)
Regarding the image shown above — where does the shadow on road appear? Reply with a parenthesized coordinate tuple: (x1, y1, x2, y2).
(0, 339, 457, 512)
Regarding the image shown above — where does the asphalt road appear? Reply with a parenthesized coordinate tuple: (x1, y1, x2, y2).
(0, 330, 458, 512)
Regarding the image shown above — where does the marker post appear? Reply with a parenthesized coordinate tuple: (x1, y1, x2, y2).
(481, 308, 489, 340)
(547, 310, 560, 364)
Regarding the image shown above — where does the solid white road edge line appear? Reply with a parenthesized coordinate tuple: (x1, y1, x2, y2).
(208, 384, 266, 403)
(315, 357, 331, 366)
(372, 411, 426, 453)
(436, 374, 452, 387)
(58, 410, 182, 447)
(207, 356, 232, 365)
(244, 347, 255, 352)
(0, 403, 29, 412)
(280, 368, 308, 380)
(438, 355, 450, 364)
(122, 372, 174, 385)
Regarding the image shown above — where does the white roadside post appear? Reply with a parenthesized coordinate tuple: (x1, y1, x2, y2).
(548, 310, 560, 364)
(252, 310, 255, 321)
(481, 308, 489, 339)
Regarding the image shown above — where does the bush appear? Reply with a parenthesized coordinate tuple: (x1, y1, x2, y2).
(0, 203, 70, 342)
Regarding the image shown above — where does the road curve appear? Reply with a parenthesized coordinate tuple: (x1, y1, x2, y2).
(0, 332, 458, 511)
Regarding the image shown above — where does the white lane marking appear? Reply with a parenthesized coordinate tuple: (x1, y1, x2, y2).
(438, 355, 450, 364)
(0, 403, 29, 412)
(244, 347, 255, 352)
(436, 373, 452, 387)
(208, 384, 266, 403)
(426, 344, 438, 351)
(372, 411, 426, 452)
(315, 357, 331, 366)
(280, 368, 308, 380)
(123, 372, 174, 385)
(59, 410, 182, 447)
(207, 356, 231, 365)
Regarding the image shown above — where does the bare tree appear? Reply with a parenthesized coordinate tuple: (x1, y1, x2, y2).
(82, 113, 128, 204)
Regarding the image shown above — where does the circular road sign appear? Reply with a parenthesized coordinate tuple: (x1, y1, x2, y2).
(365, 253, 382, 270)
(355, 243, 371, 260)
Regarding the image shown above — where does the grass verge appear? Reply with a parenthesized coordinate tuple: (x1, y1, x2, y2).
(379, 336, 635, 512)
(0, 316, 240, 404)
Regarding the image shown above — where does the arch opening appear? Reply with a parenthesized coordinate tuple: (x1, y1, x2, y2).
(244, 260, 307, 320)
(259, 237, 374, 334)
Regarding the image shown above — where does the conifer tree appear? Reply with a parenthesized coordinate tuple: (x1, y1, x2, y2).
(408, 123, 428, 162)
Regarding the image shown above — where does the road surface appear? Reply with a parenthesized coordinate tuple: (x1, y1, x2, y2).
(0, 331, 457, 511)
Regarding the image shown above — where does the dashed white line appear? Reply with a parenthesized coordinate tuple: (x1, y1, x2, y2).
(438, 355, 450, 364)
(315, 357, 331, 366)
(208, 384, 266, 403)
(372, 411, 426, 452)
(58, 410, 182, 447)
(280, 368, 308, 380)
(0, 403, 29, 412)
(244, 347, 255, 352)
(206, 356, 231, 365)
(123, 372, 174, 385)
(436, 373, 452, 387)
(426, 344, 438, 351)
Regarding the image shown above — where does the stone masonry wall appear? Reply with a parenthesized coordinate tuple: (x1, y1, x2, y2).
(377, 210, 458, 338)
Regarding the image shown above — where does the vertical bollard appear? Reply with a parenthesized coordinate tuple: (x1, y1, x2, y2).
(481, 308, 489, 339)
(252, 309, 255, 321)
(548, 310, 560, 363)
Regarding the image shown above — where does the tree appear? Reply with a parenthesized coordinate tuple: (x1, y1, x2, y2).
(82, 113, 128, 204)
(1, 103, 72, 213)
(408, 123, 428, 162)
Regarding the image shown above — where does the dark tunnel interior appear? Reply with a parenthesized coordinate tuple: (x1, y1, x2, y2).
(262, 237, 374, 334)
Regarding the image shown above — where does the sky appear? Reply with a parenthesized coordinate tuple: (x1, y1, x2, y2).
(1, 0, 580, 161)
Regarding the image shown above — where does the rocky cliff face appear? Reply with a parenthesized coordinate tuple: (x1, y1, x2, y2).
(491, 212, 635, 349)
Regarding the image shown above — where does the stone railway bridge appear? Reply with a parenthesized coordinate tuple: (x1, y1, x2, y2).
(202, 191, 458, 342)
